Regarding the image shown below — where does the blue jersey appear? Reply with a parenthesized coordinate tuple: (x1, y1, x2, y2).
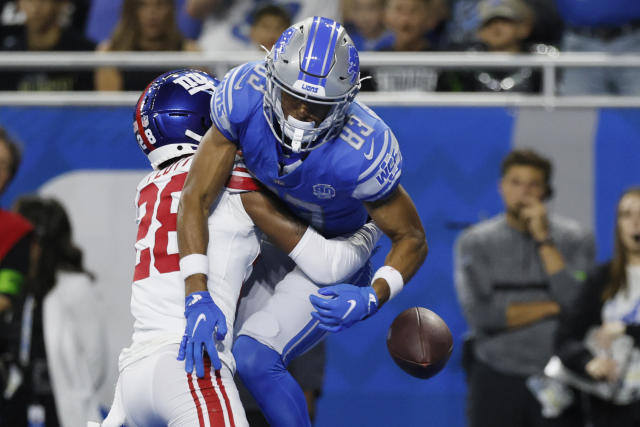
(211, 61, 402, 238)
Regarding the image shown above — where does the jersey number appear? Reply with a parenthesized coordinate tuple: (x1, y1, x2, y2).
(133, 173, 187, 281)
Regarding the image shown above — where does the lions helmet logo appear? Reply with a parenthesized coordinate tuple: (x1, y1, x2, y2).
(274, 27, 296, 60)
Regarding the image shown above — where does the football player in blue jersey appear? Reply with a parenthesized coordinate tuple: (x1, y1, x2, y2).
(177, 16, 428, 427)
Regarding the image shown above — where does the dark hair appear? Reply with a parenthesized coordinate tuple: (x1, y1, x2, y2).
(109, 0, 184, 51)
(603, 187, 640, 301)
(251, 4, 291, 27)
(500, 148, 553, 199)
(0, 127, 22, 186)
(14, 196, 94, 298)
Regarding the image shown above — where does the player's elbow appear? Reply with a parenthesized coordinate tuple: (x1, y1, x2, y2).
(407, 228, 428, 264)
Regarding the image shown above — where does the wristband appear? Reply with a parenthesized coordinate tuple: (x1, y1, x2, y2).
(179, 254, 208, 280)
(372, 266, 404, 301)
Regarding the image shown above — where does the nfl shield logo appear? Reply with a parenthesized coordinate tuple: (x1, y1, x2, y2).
(141, 115, 149, 128)
(313, 184, 335, 199)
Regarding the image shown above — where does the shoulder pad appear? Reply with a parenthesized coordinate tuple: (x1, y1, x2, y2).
(210, 61, 267, 141)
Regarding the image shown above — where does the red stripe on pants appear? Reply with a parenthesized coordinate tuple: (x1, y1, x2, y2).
(187, 372, 206, 426)
(215, 369, 236, 427)
(197, 357, 225, 425)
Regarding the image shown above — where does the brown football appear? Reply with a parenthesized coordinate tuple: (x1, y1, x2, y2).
(386, 307, 453, 379)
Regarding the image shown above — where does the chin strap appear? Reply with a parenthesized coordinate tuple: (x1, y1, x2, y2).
(284, 115, 315, 153)
(291, 129, 304, 152)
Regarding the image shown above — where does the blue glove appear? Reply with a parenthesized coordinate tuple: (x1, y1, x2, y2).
(309, 284, 378, 332)
(177, 291, 227, 377)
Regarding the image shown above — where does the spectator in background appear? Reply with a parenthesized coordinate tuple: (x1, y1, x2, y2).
(439, 0, 543, 93)
(0, 128, 30, 314)
(85, 0, 201, 44)
(0, 0, 95, 91)
(14, 196, 107, 427)
(248, 3, 290, 50)
(368, 0, 449, 92)
(557, 0, 640, 95)
(0, 0, 90, 38)
(454, 148, 594, 427)
(343, 0, 393, 51)
(445, 0, 563, 47)
(553, 187, 640, 426)
(0, 129, 33, 425)
(0, 128, 34, 427)
(188, 0, 340, 54)
(95, 0, 200, 92)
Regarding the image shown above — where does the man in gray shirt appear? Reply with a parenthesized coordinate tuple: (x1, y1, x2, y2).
(455, 148, 595, 427)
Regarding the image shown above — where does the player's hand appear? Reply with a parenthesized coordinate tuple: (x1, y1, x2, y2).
(177, 291, 227, 377)
(309, 284, 378, 332)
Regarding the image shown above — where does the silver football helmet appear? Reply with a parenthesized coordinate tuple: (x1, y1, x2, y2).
(263, 16, 361, 153)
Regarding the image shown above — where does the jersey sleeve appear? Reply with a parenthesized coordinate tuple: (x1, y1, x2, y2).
(210, 62, 260, 143)
(351, 127, 403, 202)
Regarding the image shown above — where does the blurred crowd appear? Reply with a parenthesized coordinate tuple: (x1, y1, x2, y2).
(1, 2, 640, 427)
(1, 0, 640, 94)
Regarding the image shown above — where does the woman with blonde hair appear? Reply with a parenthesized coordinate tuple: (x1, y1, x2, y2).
(95, 0, 200, 91)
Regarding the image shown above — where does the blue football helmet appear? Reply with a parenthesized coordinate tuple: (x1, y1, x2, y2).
(134, 69, 219, 169)
(263, 16, 361, 153)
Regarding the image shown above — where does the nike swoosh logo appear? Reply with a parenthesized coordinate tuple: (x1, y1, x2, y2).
(364, 140, 374, 160)
(342, 299, 357, 320)
(192, 313, 206, 336)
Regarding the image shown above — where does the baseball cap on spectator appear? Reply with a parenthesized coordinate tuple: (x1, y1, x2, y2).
(478, 0, 531, 26)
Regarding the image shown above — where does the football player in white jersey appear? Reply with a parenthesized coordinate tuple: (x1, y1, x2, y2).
(98, 69, 381, 427)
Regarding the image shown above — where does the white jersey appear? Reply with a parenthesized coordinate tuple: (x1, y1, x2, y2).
(122, 155, 260, 373)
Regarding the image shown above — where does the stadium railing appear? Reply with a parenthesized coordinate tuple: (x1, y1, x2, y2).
(1, 51, 640, 107)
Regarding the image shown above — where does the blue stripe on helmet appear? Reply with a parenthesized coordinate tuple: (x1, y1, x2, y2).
(319, 19, 341, 76)
(301, 17, 340, 78)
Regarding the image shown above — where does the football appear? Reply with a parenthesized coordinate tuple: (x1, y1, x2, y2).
(386, 307, 453, 379)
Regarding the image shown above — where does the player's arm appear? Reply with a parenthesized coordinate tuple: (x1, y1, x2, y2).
(176, 125, 236, 377)
(310, 185, 428, 332)
(240, 191, 307, 252)
(241, 191, 382, 284)
(177, 125, 236, 294)
(364, 185, 428, 306)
